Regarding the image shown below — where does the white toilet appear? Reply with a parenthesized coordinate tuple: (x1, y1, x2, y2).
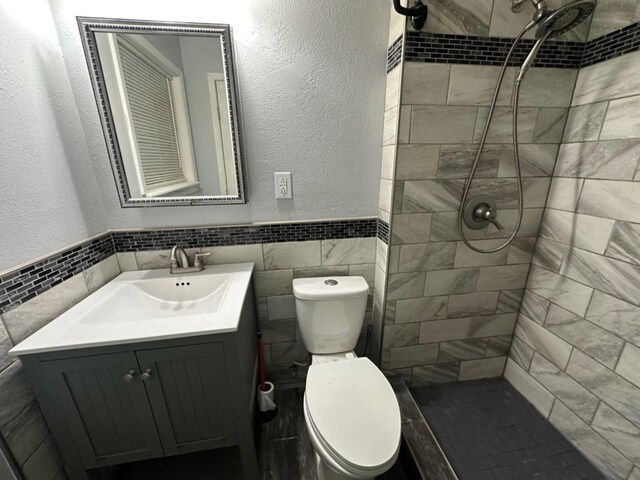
(293, 276, 401, 480)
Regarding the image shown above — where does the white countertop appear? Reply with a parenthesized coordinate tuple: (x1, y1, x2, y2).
(10, 263, 254, 355)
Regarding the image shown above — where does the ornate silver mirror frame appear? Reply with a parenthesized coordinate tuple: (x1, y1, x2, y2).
(77, 17, 247, 207)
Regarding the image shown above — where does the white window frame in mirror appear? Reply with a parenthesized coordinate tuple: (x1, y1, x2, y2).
(77, 17, 247, 207)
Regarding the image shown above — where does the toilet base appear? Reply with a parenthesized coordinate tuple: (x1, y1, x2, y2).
(316, 453, 373, 480)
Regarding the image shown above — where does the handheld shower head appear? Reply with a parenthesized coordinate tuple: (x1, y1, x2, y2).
(534, 0, 596, 38)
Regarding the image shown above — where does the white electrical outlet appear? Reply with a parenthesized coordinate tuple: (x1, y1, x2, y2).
(274, 172, 292, 199)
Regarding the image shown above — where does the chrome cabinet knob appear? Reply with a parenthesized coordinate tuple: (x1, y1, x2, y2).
(124, 370, 136, 382)
(140, 368, 152, 381)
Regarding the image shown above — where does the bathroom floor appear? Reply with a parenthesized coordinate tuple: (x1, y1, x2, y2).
(412, 379, 605, 480)
(256, 387, 413, 480)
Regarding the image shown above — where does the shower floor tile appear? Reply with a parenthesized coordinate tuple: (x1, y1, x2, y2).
(412, 378, 605, 480)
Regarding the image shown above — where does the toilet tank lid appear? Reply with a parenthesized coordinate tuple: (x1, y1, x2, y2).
(293, 276, 369, 301)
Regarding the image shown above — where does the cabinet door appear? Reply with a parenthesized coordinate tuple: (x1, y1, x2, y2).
(40, 352, 164, 468)
(136, 343, 234, 456)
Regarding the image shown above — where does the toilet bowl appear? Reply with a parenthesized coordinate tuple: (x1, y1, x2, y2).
(293, 277, 402, 480)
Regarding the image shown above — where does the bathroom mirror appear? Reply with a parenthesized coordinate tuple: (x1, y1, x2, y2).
(78, 18, 246, 207)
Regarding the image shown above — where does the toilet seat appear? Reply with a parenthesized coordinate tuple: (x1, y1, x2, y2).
(304, 357, 401, 477)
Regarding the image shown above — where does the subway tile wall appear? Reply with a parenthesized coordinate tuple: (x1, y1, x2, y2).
(506, 48, 640, 479)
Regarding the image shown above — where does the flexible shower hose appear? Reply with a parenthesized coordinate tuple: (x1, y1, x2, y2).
(457, 26, 535, 254)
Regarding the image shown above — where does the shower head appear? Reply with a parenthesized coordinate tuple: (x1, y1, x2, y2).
(534, 0, 596, 38)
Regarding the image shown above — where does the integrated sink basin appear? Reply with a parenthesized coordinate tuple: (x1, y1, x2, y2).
(10, 262, 255, 355)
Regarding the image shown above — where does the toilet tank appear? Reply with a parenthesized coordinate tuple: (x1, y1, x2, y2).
(293, 276, 369, 354)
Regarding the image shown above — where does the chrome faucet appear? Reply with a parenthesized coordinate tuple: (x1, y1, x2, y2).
(169, 246, 210, 274)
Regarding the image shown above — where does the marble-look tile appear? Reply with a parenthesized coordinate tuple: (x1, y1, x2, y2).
(395, 144, 439, 180)
(387, 245, 400, 274)
(566, 349, 640, 427)
(550, 401, 633, 480)
(379, 178, 393, 213)
(2, 274, 89, 345)
(395, 296, 448, 323)
(527, 265, 593, 316)
(259, 319, 296, 344)
(533, 107, 568, 144)
(615, 342, 640, 389)
(539, 209, 615, 254)
(389, 343, 438, 369)
(385, 67, 401, 113)
(0, 320, 13, 372)
(382, 323, 419, 348)
(578, 179, 640, 224)
(531, 238, 568, 273)
(391, 214, 431, 245)
(422, 0, 492, 36)
(1, 401, 49, 465)
(447, 65, 514, 106)
(393, 179, 405, 213)
(446, 291, 499, 318)
(606, 222, 640, 265)
(386, 272, 426, 300)
(402, 179, 465, 213)
(270, 341, 309, 365)
(504, 359, 555, 418)
(507, 237, 536, 265)
(529, 353, 599, 422)
(474, 106, 538, 144)
(496, 289, 524, 313)
(82, 255, 120, 294)
(201, 244, 265, 270)
(418, 313, 517, 343)
(253, 270, 293, 297)
(573, 50, 640, 105)
(592, 403, 640, 467)
(560, 246, 640, 307)
(630, 467, 640, 480)
(410, 106, 478, 144)
(398, 242, 456, 272)
(115, 252, 138, 272)
(546, 177, 584, 212)
(424, 267, 479, 295)
(398, 105, 411, 144)
(21, 435, 64, 480)
(588, 0, 639, 40)
(256, 297, 268, 321)
(263, 241, 321, 270)
(438, 338, 488, 362)
(134, 248, 200, 270)
(0, 361, 35, 427)
(412, 362, 460, 385)
(349, 264, 375, 288)
(453, 240, 509, 268)
(467, 177, 550, 209)
(293, 265, 349, 279)
(562, 102, 608, 142)
(476, 264, 530, 291)
(545, 303, 624, 369)
(383, 107, 398, 146)
(586, 291, 640, 345)
(601, 94, 640, 140)
(401, 63, 450, 105)
(321, 238, 376, 266)
(380, 145, 396, 181)
(458, 356, 506, 380)
(555, 140, 640, 180)
(498, 143, 558, 178)
(266, 295, 296, 321)
(509, 336, 535, 370)
(515, 314, 572, 369)
(375, 239, 388, 272)
(520, 289, 550, 325)
(486, 335, 512, 357)
(519, 69, 578, 108)
(437, 144, 501, 179)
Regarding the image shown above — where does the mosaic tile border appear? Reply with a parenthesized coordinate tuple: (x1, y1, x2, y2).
(404, 31, 584, 68)
(0, 234, 114, 314)
(0, 219, 378, 314)
(582, 20, 640, 67)
(377, 218, 390, 244)
(387, 35, 403, 73)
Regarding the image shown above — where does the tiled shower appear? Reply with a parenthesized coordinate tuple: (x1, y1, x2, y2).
(374, 1, 640, 478)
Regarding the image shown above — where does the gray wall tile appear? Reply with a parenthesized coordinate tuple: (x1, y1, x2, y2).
(321, 238, 376, 265)
(389, 343, 439, 369)
(391, 214, 432, 245)
(527, 266, 593, 316)
(82, 255, 121, 294)
(447, 292, 499, 318)
(398, 242, 456, 272)
(412, 362, 460, 385)
(21, 435, 63, 480)
(554, 140, 640, 180)
(263, 241, 321, 269)
(591, 402, 640, 465)
(586, 291, 640, 345)
(395, 145, 439, 180)
(504, 359, 555, 418)
(447, 65, 514, 106)
(509, 336, 535, 370)
(615, 342, 640, 389)
(539, 209, 615, 254)
(0, 362, 35, 428)
(562, 102, 608, 142)
(578, 180, 640, 224)
(422, 0, 492, 36)
(395, 296, 448, 323)
(402, 63, 451, 105)
(0, 402, 49, 465)
(515, 314, 572, 369)
(605, 221, 640, 265)
(601, 94, 640, 140)
(424, 268, 479, 296)
(418, 313, 517, 343)
(253, 270, 294, 297)
(458, 356, 506, 380)
(410, 106, 478, 144)
(438, 338, 488, 362)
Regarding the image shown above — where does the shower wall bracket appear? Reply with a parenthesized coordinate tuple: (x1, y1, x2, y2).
(393, 0, 428, 31)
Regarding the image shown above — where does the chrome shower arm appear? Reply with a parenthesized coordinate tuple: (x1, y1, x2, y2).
(510, 0, 548, 12)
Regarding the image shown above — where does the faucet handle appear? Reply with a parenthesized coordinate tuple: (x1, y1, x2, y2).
(193, 252, 211, 267)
